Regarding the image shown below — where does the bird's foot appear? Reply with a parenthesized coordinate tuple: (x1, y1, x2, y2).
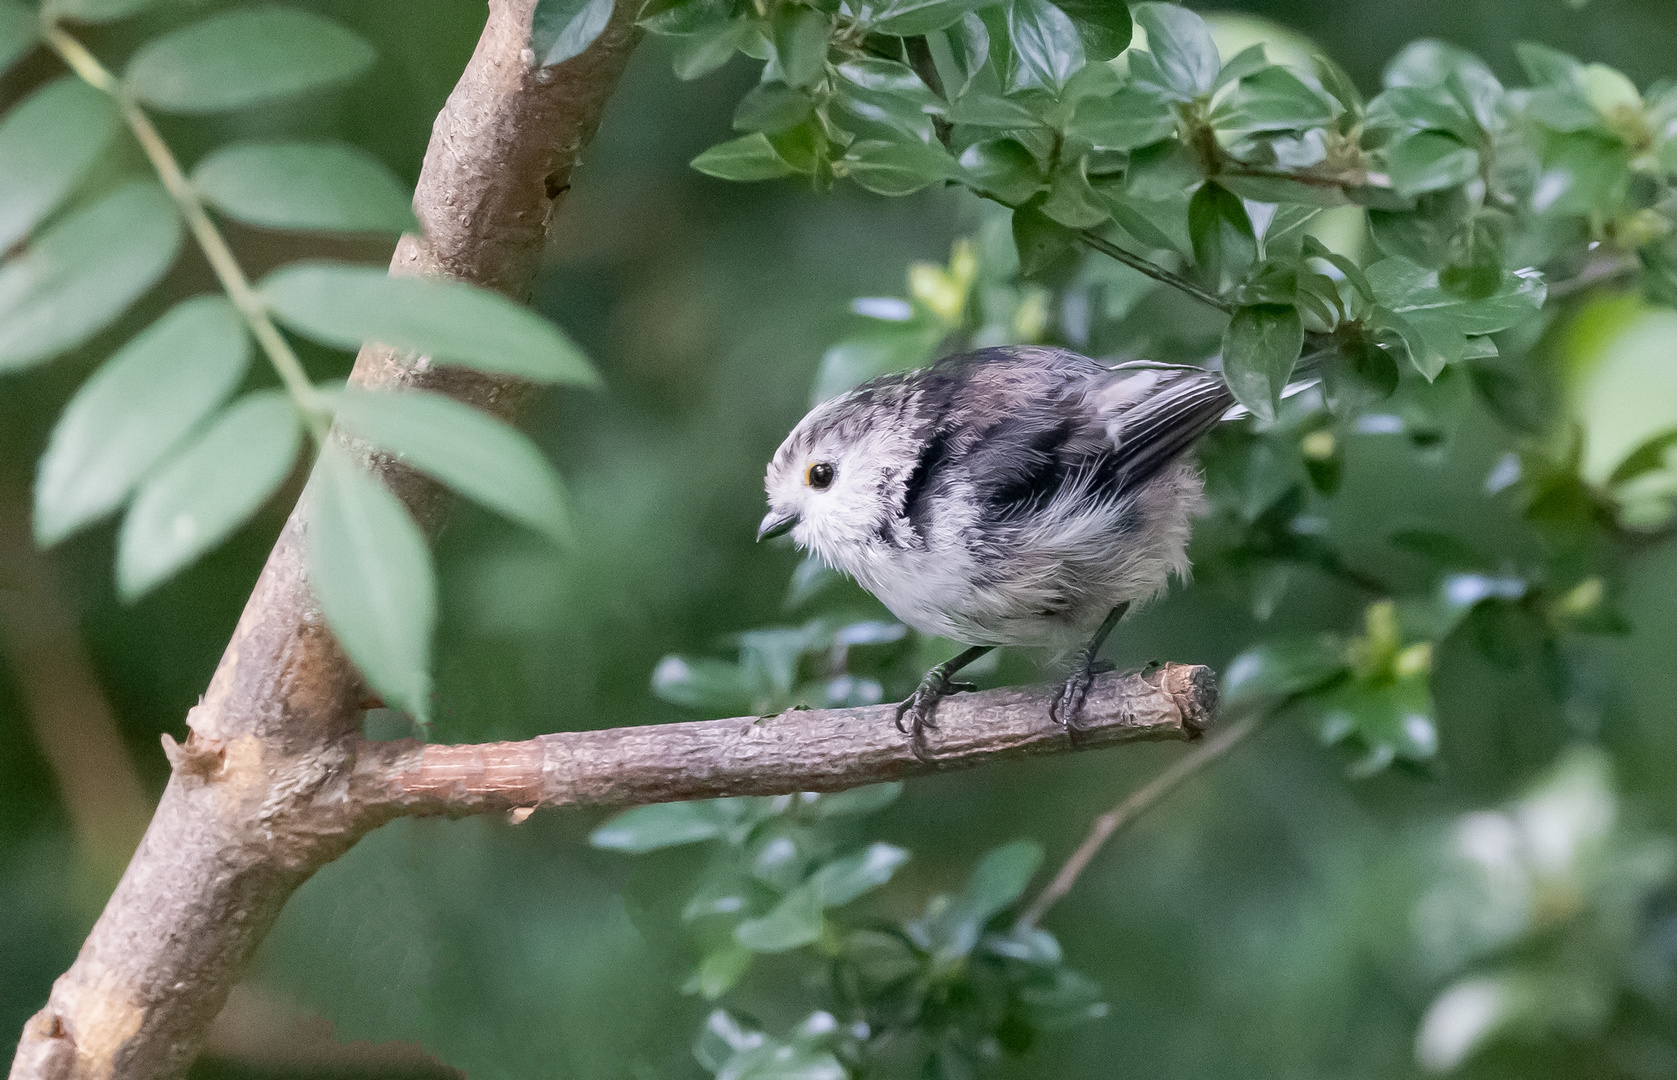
(1050, 656, 1116, 737)
(895, 667, 977, 759)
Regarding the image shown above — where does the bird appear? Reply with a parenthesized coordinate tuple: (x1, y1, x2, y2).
(758, 344, 1240, 754)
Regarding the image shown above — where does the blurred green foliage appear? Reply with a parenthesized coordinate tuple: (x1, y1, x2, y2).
(6, 2, 1677, 1079)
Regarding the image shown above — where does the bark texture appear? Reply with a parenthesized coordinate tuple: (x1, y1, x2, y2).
(352, 663, 1216, 816)
(9, 2, 641, 1077)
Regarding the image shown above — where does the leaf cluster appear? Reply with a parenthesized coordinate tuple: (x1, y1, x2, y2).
(593, 787, 1101, 1078)
(4, 0, 596, 725)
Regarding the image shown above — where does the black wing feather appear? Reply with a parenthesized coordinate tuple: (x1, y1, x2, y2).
(887, 348, 1231, 536)
(1107, 376, 1233, 494)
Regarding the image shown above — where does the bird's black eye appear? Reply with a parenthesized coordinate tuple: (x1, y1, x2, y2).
(806, 462, 835, 490)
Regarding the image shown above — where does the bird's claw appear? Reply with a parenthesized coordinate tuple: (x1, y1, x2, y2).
(894, 671, 974, 757)
(1050, 657, 1115, 736)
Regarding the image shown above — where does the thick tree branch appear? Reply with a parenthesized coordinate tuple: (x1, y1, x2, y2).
(9, 2, 642, 1078)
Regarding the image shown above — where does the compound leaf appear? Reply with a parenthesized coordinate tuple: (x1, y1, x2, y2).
(261, 261, 597, 385)
(125, 6, 375, 114)
(117, 391, 301, 599)
(306, 440, 436, 724)
(37, 297, 250, 545)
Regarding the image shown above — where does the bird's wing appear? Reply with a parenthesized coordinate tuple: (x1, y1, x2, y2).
(1099, 370, 1234, 496)
(894, 349, 1233, 532)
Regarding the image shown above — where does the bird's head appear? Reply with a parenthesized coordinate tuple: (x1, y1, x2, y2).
(760, 390, 921, 563)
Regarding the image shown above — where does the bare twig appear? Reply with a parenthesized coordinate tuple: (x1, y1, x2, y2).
(1076, 230, 1236, 314)
(1015, 695, 1284, 932)
(348, 663, 1218, 819)
(1545, 253, 1638, 300)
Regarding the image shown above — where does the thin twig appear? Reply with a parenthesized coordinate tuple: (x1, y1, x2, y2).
(1545, 254, 1638, 301)
(1014, 696, 1286, 932)
(43, 22, 333, 441)
(1076, 230, 1236, 314)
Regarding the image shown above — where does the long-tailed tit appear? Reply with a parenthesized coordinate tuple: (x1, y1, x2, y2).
(760, 345, 1237, 753)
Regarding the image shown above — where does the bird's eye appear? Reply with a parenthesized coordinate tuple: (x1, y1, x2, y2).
(806, 462, 835, 490)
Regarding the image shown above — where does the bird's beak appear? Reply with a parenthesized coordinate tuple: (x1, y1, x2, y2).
(757, 510, 797, 542)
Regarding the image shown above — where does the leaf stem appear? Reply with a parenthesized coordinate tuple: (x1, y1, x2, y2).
(42, 21, 333, 443)
(1076, 230, 1236, 314)
(1013, 695, 1287, 932)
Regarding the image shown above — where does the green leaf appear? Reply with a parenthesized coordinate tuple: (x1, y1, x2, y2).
(43, 0, 158, 23)
(836, 57, 942, 105)
(125, 5, 376, 114)
(1012, 197, 1078, 276)
(1222, 636, 1348, 707)
(733, 82, 814, 133)
(1005, 0, 1084, 92)
(0, 0, 37, 77)
(1222, 304, 1304, 423)
(1319, 328, 1399, 416)
(1042, 161, 1108, 228)
(651, 654, 758, 715)
(0, 181, 182, 372)
(590, 801, 728, 852)
(1132, 2, 1219, 99)
(1188, 181, 1256, 293)
(868, 0, 995, 37)
(0, 78, 121, 254)
(692, 132, 799, 180)
(305, 440, 436, 724)
(1366, 255, 1545, 379)
(770, 3, 829, 89)
(1532, 131, 1629, 217)
(117, 392, 301, 599)
(735, 882, 823, 953)
(640, 0, 730, 36)
(260, 261, 597, 385)
(1210, 65, 1335, 136)
(1515, 41, 1584, 88)
(530, 0, 614, 67)
(193, 141, 417, 234)
(1065, 85, 1175, 149)
(36, 297, 251, 546)
(1318, 667, 1438, 776)
(947, 90, 1041, 128)
(668, 17, 754, 80)
(1386, 131, 1480, 198)
(1302, 235, 1374, 304)
(810, 844, 909, 907)
(959, 137, 1043, 203)
(843, 139, 959, 196)
(1054, 0, 1129, 61)
(684, 945, 753, 1000)
(833, 83, 937, 145)
(1211, 43, 1269, 93)
(919, 839, 1043, 960)
(805, 782, 902, 818)
(331, 388, 571, 547)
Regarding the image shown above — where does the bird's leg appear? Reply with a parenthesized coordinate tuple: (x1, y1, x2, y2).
(1051, 603, 1130, 734)
(895, 645, 994, 757)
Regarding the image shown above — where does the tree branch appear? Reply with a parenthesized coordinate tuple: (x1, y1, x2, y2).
(1076, 230, 1236, 315)
(9, 2, 643, 1078)
(347, 663, 1218, 819)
